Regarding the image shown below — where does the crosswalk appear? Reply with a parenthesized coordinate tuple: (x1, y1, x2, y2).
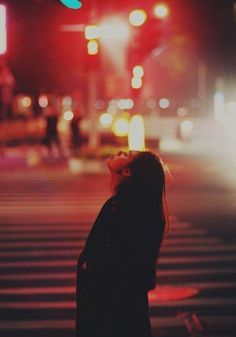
(0, 167, 236, 337)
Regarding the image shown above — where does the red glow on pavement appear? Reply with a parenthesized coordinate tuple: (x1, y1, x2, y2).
(148, 285, 199, 302)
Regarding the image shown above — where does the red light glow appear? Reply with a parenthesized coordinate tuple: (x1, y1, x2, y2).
(148, 285, 199, 302)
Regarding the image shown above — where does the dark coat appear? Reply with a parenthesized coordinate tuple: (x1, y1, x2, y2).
(76, 193, 163, 337)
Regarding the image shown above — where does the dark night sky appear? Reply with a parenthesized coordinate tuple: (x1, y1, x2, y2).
(3, 0, 236, 96)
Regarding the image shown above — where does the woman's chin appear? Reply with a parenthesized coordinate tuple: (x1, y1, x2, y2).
(106, 157, 112, 170)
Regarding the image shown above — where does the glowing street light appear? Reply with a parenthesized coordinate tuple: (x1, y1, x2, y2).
(87, 39, 99, 55)
(159, 98, 170, 109)
(0, 4, 7, 54)
(131, 76, 143, 89)
(112, 116, 130, 137)
(131, 65, 144, 90)
(129, 9, 147, 27)
(180, 120, 194, 133)
(153, 3, 170, 19)
(21, 96, 32, 108)
(38, 95, 48, 108)
(85, 25, 100, 39)
(179, 120, 194, 140)
(99, 112, 113, 128)
(85, 24, 100, 55)
(117, 98, 134, 110)
(128, 114, 145, 151)
(63, 110, 74, 121)
(133, 65, 144, 78)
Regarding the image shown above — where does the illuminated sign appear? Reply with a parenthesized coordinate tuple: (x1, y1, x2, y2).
(0, 5, 7, 54)
(58, 0, 82, 9)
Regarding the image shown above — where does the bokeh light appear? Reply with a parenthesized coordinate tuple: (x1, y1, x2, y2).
(63, 110, 74, 121)
(107, 105, 117, 114)
(180, 120, 194, 133)
(131, 76, 143, 89)
(177, 107, 187, 117)
(99, 112, 113, 127)
(118, 99, 134, 110)
(153, 3, 170, 19)
(133, 65, 144, 78)
(159, 98, 170, 109)
(112, 116, 130, 137)
(129, 9, 147, 27)
(62, 96, 72, 107)
(87, 39, 99, 55)
(21, 96, 32, 108)
(38, 95, 48, 108)
(85, 25, 100, 40)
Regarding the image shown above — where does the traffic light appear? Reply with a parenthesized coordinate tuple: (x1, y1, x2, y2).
(58, 0, 82, 10)
(85, 25, 99, 55)
(85, 25, 99, 40)
(131, 65, 144, 89)
(87, 39, 99, 55)
(133, 65, 144, 77)
(131, 76, 143, 89)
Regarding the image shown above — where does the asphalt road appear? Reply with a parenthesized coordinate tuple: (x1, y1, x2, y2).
(0, 150, 236, 337)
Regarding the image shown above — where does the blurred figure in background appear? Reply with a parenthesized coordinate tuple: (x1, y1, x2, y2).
(70, 109, 82, 156)
(42, 97, 63, 157)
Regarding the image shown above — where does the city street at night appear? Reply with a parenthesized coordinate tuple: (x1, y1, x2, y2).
(0, 147, 236, 337)
(1, 0, 236, 336)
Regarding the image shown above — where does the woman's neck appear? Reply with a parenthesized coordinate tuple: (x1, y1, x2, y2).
(110, 172, 123, 195)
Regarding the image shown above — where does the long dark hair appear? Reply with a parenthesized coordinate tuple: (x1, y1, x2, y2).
(115, 151, 169, 240)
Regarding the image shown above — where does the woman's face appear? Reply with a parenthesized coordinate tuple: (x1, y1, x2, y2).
(106, 150, 140, 173)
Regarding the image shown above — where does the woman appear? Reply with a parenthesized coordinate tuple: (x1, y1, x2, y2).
(76, 150, 168, 337)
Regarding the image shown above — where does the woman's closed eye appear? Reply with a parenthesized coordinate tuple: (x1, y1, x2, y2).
(117, 151, 127, 157)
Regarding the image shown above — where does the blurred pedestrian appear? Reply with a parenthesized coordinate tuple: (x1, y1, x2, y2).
(76, 150, 169, 337)
(42, 98, 63, 157)
(70, 110, 82, 156)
